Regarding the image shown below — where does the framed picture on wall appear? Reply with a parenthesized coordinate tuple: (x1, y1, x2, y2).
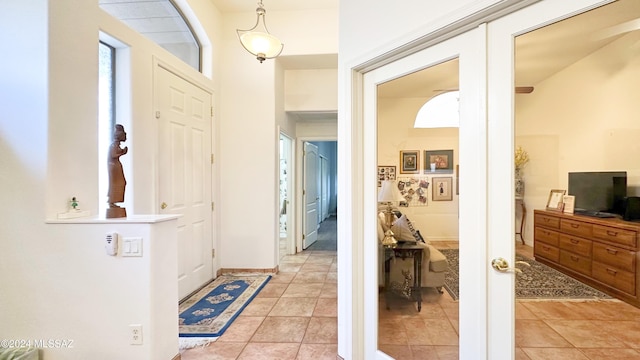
(377, 165, 396, 186)
(432, 177, 453, 201)
(400, 150, 420, 174)
(424, 150, 454, 173)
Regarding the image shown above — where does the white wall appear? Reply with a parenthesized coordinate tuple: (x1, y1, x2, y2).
(0, 0, 219, 358)
(285, 69, 338, 112)
(377, 97, 460, 240)
(218, 9, 338, 270)
(515, 31, 640, 244)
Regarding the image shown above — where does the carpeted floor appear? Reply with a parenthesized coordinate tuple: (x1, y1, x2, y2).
(306, 215, 337, 251)
(439, 248, 612, 301)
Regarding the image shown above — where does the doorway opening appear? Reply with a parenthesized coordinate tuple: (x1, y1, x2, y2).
(302, 140, 338, 252)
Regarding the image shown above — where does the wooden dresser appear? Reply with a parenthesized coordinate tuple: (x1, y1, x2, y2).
(534, 209, 640, 307)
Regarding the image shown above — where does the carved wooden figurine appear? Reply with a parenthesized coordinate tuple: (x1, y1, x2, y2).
(106, 124, 128, 218)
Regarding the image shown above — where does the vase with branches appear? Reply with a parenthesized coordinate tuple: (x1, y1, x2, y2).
(514, 146, 529, 197)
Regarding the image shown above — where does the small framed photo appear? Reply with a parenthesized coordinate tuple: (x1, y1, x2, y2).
(432, 177, 453, 201)
(546, 189, 567, 211)
(424, 150, 454, 173)
(563, 195, 575, 214)
(400, 151, 420, 174)
(377, 165, 396, 187)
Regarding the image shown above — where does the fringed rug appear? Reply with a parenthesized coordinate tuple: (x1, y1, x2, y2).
(440, 249, 611, 301)
(178, 274, 271, 348)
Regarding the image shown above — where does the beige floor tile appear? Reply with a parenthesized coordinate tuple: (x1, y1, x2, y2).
(302, 317, 338, 344)
(515, 347, 532, 360)
(516, 302, 539, 319)
(378, 318, 409, 345)
(237, 342, 300, 360)
(292, 271, 327, 283)
(281, 282, 324, 298)
(280, 255, 309, 264)
(544, 320, 626, 348)
(319, 283, 337, 298)
(591, 320, 640, 348)
(268, 297, 317, 317)
(515, 319, 572, 348)
(434, 345, 459, 360)
(313, 298, 337, 317)
(520, 301, 584, 320)
(269, 272, 296, 284)
(423, 318, 459, 346)
(240, 297, 278, 316)
(579, 348, 640, 360)
(251, 316, 310, 343)
(402, 318, 433, 346)
(217, 316, 265, 342)
(304, 256, 335, 265)
(410, 345, 439, 360)
(255, 283, 289, 298)
(299, 263, 331, 272)
(325, 271, 337, 283)
(278, 263, 303, 273)
(521, 347, 589, 360)
(180, 342, 246, 360)
(379, 344, 413, 359)
(296, 344, 338, 360)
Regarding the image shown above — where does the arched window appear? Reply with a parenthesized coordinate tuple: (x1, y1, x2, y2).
(414, 91, 460, 128)
(100, 0, 201, 71)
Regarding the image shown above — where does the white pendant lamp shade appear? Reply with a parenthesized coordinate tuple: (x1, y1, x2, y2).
(237, 1, 284, 63)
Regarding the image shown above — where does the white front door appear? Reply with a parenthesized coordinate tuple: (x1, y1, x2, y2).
(156, 66, 213, 300)
(303, 142, 319, 249)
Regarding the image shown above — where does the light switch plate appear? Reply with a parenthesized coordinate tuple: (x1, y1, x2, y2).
(122, 237, 143, 257)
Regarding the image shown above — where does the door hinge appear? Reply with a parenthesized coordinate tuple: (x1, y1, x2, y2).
(212, 249, 215, 258)
(302, 234, 305, 240)
(303, 189, 306, 195)
(211, 202, 214, 211)
(155, 111, 161, 119)
(210, 106, 214, 117)
(211, 153, 214, 164)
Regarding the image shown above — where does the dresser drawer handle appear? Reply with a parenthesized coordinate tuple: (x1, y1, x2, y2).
(570, 239, 579, 244)
(606, 230, 618, 237)
(570, 255, 579, 261)
(542, 245, 550, 251)
(570, 224, 579, 228)
(606, 248, 618, 255)
(606, 268, 618, 276)
(544, 218, 551, 222)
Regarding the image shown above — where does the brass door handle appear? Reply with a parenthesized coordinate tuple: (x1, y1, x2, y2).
(161, 202, 168, 209)
(491, 257, 530, 274)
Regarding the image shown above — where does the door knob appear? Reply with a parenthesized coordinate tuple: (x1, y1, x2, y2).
(161, 202, 168, 209)
(491, 257, 530, 274)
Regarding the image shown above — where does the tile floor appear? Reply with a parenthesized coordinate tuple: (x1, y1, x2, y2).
(181, 243, 640, 360)
(180, 249, 338, 360)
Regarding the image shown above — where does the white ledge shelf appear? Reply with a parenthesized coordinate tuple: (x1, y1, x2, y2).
(46, 214, 181, 224)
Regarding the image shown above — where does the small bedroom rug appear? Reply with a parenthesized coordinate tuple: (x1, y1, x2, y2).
(178, 274, 271, 349)
(439, 249, 611, 301)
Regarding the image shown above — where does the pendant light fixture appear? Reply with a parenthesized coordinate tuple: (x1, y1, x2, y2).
(236, 1, 284, 63)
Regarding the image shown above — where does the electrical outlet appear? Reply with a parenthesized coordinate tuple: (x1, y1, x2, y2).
(130, 324, 143, 345)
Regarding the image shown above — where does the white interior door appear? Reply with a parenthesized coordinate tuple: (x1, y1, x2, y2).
(362, 28, 489, 359)
(321, 155, 329, 221)
(303, 142, 319, 249)
(156, 66, 213, 300)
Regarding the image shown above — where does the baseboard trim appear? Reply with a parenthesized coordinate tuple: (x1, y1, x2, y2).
(216, 266, 279, 277)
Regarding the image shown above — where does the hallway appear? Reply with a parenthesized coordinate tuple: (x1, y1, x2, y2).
(306, 216, 337, 252)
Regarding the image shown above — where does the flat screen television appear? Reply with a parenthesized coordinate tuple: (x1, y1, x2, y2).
(568, 171, 627, 217)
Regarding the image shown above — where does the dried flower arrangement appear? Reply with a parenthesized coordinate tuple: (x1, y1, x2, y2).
(515, 146, 529, 172)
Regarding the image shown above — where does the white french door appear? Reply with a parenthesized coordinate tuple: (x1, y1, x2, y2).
(362, 28, 490, 359)
(303, 141, 319, 249)
(486, 0, 614, 358)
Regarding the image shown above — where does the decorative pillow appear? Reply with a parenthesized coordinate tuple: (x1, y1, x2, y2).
(391, 214, 418, 242)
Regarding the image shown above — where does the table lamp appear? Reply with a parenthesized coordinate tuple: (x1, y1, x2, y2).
(378, 180, 404, 247)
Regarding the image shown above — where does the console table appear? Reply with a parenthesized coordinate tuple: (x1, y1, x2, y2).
(534, 209, 640, 307)
(516, 197, 526, 244)
(383, 243, 423, 312)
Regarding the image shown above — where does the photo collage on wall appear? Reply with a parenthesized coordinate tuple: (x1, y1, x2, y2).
(397, 176, 430, 207)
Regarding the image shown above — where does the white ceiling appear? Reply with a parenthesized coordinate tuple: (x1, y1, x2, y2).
(209, 0, 338, 13)
(379, 0, 640, 99)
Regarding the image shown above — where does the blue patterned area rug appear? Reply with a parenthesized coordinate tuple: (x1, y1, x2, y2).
(439, 249, 611, 301)
(179, 274, 270, 346)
